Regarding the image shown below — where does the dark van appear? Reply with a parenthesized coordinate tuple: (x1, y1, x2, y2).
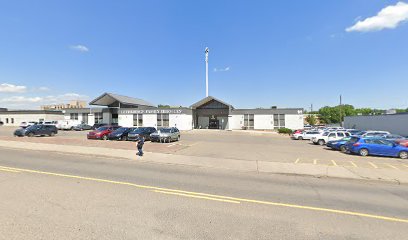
(14, 124, 58, 137)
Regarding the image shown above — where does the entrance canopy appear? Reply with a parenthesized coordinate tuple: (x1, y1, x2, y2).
(89, 93, 155, 108)
(190, 96, 234, 110)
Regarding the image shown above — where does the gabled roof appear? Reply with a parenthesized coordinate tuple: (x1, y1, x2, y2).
(89, 93, 155, 107)
(190, 96, 234, 109)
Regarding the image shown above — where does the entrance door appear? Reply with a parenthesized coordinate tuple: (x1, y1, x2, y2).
(209, 119, 219, 129)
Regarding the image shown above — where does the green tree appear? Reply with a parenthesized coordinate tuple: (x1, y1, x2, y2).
(305, 115, 317, 125)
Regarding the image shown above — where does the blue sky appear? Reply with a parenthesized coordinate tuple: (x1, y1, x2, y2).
(0, 0, 408, 110)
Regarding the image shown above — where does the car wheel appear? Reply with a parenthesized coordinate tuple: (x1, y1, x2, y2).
(50, 132, 55, 137)
(318, 139, 325, 146)
(298, 136, 303, 140)
(102, 135, 108, 140)
(399, 151, 408, 159)
(122, 136, 127, 141)
(28, 132, 34, 137)
(70, 127, 74, 130)
(177, 136, 180, 141)
(340, 145, 347, 152)
(359, 148, 369, 157)
(80, 128, 83, 131)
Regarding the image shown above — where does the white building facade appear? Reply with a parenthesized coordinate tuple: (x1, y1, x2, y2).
(60, 93, 304, 131)
(344, 114, 408, 136)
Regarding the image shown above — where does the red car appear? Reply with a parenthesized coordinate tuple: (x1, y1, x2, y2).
(87, 125, 121, 140)
(396, 139, 408, 147)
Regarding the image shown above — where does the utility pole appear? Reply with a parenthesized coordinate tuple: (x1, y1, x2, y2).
(205, 47, 209, 97)
(311, 104, 313, 113)
(339, 95, 343, 127)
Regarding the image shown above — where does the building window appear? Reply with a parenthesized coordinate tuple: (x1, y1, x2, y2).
(274, 114, 286, 129)
(244, 114, 254, 130)
(133, 114, 143, 127)
(82, 113, 88, 124)
(70, 113, 78, 120)
(157, 113, 169, 128)
(6, 118, 9, 124)
(11, 118, 14, 124)
(94, 112, 103, 123)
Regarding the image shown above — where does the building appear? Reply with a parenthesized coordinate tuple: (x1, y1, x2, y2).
(63, 93, 304, 131)
(0, 110, 64, 126)
(344, 113, 408, 136)
(41, 100, 87, 110)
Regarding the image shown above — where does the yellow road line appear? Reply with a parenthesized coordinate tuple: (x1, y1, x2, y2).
(295, 158, 300, 164)
(385, 164, 398, 170)
(0, 168, 20, 173)
(331, 160, 338, 166)
(368, 162, 378, 169)
(349, 161, 357, 167)
(313, 159, 317, 165)
(1, 165, 408, 224)
(153, 190, 240, 204)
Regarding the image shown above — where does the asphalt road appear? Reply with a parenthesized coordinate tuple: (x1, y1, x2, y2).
(1, 147, 408, 239)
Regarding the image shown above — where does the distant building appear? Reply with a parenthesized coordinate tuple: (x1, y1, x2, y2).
(0, 110, 64, 126)
(41, 100, 86, 110)
(344, 113, 408, 136)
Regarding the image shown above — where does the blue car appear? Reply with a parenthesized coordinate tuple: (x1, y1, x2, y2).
(346, 137, 408, 159)
(327, 137, 352, 152)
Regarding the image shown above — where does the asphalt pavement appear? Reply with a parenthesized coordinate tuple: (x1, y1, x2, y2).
(1, 147, 408, 239)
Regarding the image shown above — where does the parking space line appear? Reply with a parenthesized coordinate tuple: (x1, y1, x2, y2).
(313, 159, 317, 165)
(384, 163, 399, 170)
(331, 160, 337, 166)
(368, 162, 378, 169)
(167, 144, 177, 148)
(349, 161, 357, 167)
(295, 158, 300, 164)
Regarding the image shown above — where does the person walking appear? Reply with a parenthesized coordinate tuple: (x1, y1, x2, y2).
(136, 135, 145, 156)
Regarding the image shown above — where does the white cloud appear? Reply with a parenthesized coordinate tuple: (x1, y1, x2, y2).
(38, 86, 50, 91)
(0, 83, 27, 93)
(346, 2, 408, 32)
(0, 93, 89, 109)
(0, 96, 43, 103)
(70, 44, 89, 52)
(214, 66, 230, 72)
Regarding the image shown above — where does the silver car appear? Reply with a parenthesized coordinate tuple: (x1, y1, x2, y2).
(150, 127, 180, 143)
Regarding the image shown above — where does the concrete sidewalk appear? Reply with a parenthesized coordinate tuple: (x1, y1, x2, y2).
(1, 140, 407, 184)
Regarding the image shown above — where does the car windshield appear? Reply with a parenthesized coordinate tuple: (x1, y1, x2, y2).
(342, 137, 351, 141)
(97, 127, 109, 131)
(25, 125, 38, 130)
(114, 127, 128, 133)
(348, 137, 360, 143)
(160, 128, 171, 133)
(131, 128, 144, 133)
(322, 132, 329, 136)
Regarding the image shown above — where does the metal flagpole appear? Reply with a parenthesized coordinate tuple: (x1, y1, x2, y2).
(205, 47, 209, 97)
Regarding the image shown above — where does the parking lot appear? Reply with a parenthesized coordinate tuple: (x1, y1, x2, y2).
(1, 127, 408, 172)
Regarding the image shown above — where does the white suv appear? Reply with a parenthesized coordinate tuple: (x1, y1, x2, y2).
(311, 131, 351, 145)
(293, 131, 321, 140)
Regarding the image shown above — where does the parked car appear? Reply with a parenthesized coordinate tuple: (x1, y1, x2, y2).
(73, 123, 93, 131)
(150, 127, 180, 143)
(87, 125, 121, 140)
(0, 121, 3, 126)
(19, 121, 38, 128)
(311, 131, 351, 145)
(292, 129, 303, 135)
(346, 137, 408, 159)
(353, 131, 391, 137)
(108, 127, 136, 141)
(395, 139, 408, 147)
(14, 124, 58, 137)
(127, 127, 157, 141)
(58, 120, 82, 130)
(327, 136, 352, 152)
(91, 123, 108, 130)
(292, 131, 320, 140)
(381, 134, 406, 140)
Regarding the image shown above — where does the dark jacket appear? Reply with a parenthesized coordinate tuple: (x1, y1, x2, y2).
(137, 137, 145, 149)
